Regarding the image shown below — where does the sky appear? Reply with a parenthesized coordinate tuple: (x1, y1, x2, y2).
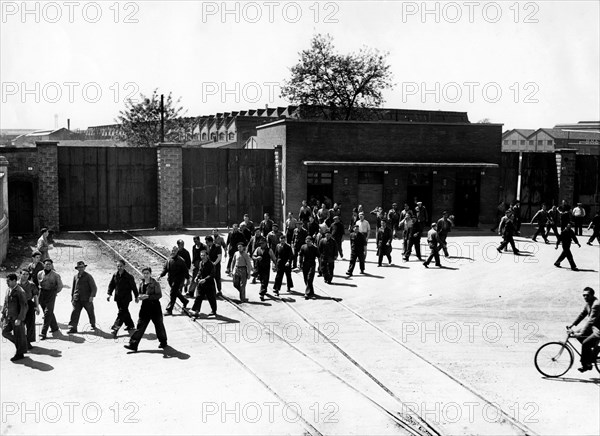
(1, 0, 599, 131)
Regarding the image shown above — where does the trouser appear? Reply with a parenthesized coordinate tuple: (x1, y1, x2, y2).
(438, 233, 449, 256)
(192, 284, 217, 313)
(292, 247, 302, 268)
(321, 258, 335, 282)
(69, 300, 96, 330)
(213, 263, 222, 292)
(274, 264, 293, 291)
(226, 249, 236, 271)
(333, 237, 343, 258)
(532, 224, 548, 241)
(112, 300, 135, 331)
(286, 229, 295, 244)
(498, 235, 518, 253)
(546, 223, 560, 240)
(188, 268, 199, 296)
(233, 267, 248, 301)
(257, 267, 270, 295)
(302, 264, 316, 296)
(130, 302, 167, 349)
(2, 319, 27, 356)
(25, 300, 36, 344)
(402, 231, 409, 254)
(166, 279, 188, 312)
(347, 250, 365, 274)
(574, 217, 584, 236)
(578, 331, 600, 366)
(405, 236, 422, 260)
(39, 292, 58, 335)
(555, 247, 576, 269)
(588, 229, 600, 245)
(378, 246, 392, 266)
(424, 244, 440, 266)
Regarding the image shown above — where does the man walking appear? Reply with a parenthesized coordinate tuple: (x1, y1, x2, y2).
(67, 261, 97, 333)
(554, 222, 581, 271)
(299, 236, 320, 299)
(376, 220, 393, 266)
(37, 259, 63, 340)
(160, 247, 189, 315)
(530, 204, 550, 243)
(19, 269, 39, 350)
(189, 236, 207, 297)
(292, 221, 308, 269)
(226, 223, 246, 274)
(572, 203, 586, 236)
(423, 223, 442, 268)
(190, 250, 217, 317)
(330, 215, 345, 258)
(546, 205, 561, 241)
(27, 251, 44, 287)
(273, 234, 294, 295)
(2, 274, 28, 361)
(436, 211, 453, 257)
(587, 211, 600, 246)
(231, 243, 253, 303)
(177, 239, 192, 295)
(346, 224, 367, 276)
(318, 230, 338, 284)
(206, 235, 224, 297)
(497, 212, 520, 254)
(107, 259, 139, 338)
(355, 212, 370, 258)
(568, 287, 600, 372)
(252, 238, 276, 301)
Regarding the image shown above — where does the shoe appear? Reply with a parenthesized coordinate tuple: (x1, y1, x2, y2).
(90, 325, 97, 331)
(164, 311, 173, 316)
(216, 292, 223, 298)
(423, 262, 429, 268)
(532, 238, 537, 242)
(111, 330, 118, 339)
(544, 240, 549, 244)
(274, 290, 279, 296)
(345, 271, 352, 276)
(435, 264, 442, 267)
(50, 328, 59, 333)
(287, 288, 293, 292)
(186, 292, 194, 298)
(241, 298, 249, 303)
(360, 270, 365, 274)
(260, 295, 265, 301)
(66, 329, 77, 334)
(514, 250, 521, 255)
(158, 343, 168, 349)
(554, 263, 561, 268)
(10, 354, 25, 362)
(577, 365, 592, 372)
(39, 334, 47, 340)
(182, 300, 189, 309)
(27, 343, 33, 350)
(496, 248, 502, 253)
(587, 242, 593, 246)
(124, 344, 138, 352)
(208, 312, 217, 317)
(251, 279, 257, 284)
(572, 267, 579, 271)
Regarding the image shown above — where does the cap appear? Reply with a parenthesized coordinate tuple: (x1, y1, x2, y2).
(75, 260, 87, 269)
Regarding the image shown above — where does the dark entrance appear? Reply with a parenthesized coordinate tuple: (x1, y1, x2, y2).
(307, 171, 334, 208)
(454, 173, 481, 226)
(407, 171, 433, 217)
(8, 180, 34, 233)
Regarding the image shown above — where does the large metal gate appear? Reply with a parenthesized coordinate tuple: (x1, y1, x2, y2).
(58, 147, 157, 230)
(182, 149, 274, 227)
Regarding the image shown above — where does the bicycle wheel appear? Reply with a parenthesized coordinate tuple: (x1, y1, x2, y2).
(534, 342, 574, 377)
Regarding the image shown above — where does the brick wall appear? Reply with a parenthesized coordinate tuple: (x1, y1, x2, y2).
(36, 142, 60, 231)
(557, 149, 577, 206)
(258, 120, 502, 226)
(157, 143, 183, 229)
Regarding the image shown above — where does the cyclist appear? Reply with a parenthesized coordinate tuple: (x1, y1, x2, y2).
(568, 287, 600, 372)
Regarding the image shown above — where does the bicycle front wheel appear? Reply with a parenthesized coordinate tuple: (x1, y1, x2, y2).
(534, 342, 574, 377)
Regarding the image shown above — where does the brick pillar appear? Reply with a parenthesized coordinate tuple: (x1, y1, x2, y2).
(0, 156, 9, 262)
(556, 149, 577, 206)
(157, 143, 183, 230)
(274, 146, 282, 226)
(36, 141, 60, 231)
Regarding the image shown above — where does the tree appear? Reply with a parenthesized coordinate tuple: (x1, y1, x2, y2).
(281, 34, 394, 121)
(115, 89, 196, 147)
(476, 118, 492, 124)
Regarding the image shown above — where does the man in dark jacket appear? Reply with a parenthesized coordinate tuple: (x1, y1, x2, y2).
(190, 250, 217, 317)
(160, 247, 189, 315)
(299, 236, 320, 299)
(497, 212, 520, 254)
(318, 230, 338, 284)
(554, 222, 581, 271)
(530, 204, 550, 244)
(376, 220, 394, 266)
(37, 259, 63, 339)
(2, 273, 28, 361)
(346, 224, 367, 276)
(177, 239, 192, 295)
(189, 236, 207, 297)
(19, 269, 39, 350)
(252, 238, 276, 301)
(330, 215, 345, 258)
(423, 223, 442, 268)
(67, 261, 98, 333)
(107, 259, 139, 338)
(226, 224, 247, 274)
(292, 221, 308, 269)
(568, 287, 600, 372)
(273, 234, 294, 295)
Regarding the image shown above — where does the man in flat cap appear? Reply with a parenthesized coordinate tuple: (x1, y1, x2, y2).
(67, 261, 97, 333)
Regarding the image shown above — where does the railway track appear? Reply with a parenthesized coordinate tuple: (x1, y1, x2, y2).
(92, 230, 536, 435)
(92, 230, 436, 436)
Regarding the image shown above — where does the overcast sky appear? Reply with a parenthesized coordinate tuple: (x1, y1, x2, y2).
(1, 0, 598, 131)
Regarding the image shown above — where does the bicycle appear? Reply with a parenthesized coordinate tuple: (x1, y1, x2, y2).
(534, 327, 600, 377)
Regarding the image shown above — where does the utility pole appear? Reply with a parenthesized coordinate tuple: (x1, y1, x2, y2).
(160, 94, 165, 143)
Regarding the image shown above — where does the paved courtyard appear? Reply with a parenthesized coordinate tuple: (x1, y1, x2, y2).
(1, 228, 599, 435)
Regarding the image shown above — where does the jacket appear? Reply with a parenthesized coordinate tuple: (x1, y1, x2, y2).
(2, 285, 28, 321)
(108, 269, 138, 302)
(72, 271, 97, 302)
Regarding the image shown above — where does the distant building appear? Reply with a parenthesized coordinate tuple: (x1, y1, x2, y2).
(13, 128, 83, 147)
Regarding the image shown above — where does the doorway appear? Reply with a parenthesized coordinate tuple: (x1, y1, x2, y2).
(8, 180, 34, 233)
(454, 174, 481, 226)
(407, 171, 433, 218)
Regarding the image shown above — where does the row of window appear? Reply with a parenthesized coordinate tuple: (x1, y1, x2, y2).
(308, 171, 432, 185)
(503, 139, 553, 146)
(201, 132, 236, 142)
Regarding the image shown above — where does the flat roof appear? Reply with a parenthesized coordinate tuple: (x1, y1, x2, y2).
(303, 161, 499, 168)
(256, 118, 503, 130)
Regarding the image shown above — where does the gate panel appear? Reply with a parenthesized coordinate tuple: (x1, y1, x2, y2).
(58, 147, 157, 230)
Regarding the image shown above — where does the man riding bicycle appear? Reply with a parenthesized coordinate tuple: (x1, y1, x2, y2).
(568, 287, 600, 372)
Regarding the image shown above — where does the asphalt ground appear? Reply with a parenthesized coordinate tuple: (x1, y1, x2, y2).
(1, 227, 599, 435)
